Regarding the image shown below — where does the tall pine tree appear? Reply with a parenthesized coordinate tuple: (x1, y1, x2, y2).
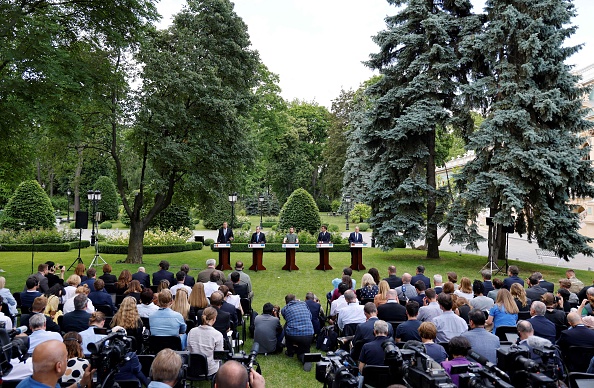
(363, 0, 476, 256)
(451, 0, 594, 261)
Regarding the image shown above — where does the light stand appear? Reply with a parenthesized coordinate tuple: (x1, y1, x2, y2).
(88, 189, 107, 268)
(344, 195, 351, 231)
(228, 192, 237, 229)
(258, 194, 264, 229)
(66, 189, 71, 222)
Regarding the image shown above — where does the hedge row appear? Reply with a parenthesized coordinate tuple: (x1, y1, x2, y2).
(98, 242, 203, 255)
(70, 241, 91, 249)
(1, 243, 74, 252)
(260, 222, 276, 228)
(210, 243, 353, 253)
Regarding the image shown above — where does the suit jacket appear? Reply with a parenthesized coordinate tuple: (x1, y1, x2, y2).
(202, 308, 231, 337)
(24, 273, 49, 294)
(383, 276, 403, 289)
(305, 299, 323, 334)
(526, 285, 548, 302)
(317, 231, 331, 243)
(434, 286, 444, 295)
(88, 290, 116, 314)
(217, 227, 234, 243)
(132, 272, 151, 289)
(539, 280, 554, 293)
(152, 270, 175, 287)
(99, 274, 117, 284)
(250, 232, 266, 243)
(377, 302, 407, 322)
(411, 274, 431, 289)
(557, 325, 594, 351)
(503, 276, 524, 290)
(183, 275, 195, 288)
(21, 312, 61, 335)
(81, 278, 96, 292)
(482, 281, 494, 295)
(62, 310, 91, 332)
(220, 301, 238, 329)
(530, 315, 556, 343)
(348, 232, 363, 244)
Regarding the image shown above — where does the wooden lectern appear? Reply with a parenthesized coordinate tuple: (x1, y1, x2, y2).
(248, 243, 266, 271)
(316, 243, 333, 271)
(213, 243, 232, 271)
(282, 244, 299, 271)
(349, 243, 367, 271)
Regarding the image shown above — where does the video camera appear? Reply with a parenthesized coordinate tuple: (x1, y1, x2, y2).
(215, 342, 261, 374)
(315, 349, 359, 388)
(0, 327, 29, 378)
(88, 329, 133, 387)
(401, 341, 456, 388)
(496, 346, 557, 388)
(455, 350, 513, 388)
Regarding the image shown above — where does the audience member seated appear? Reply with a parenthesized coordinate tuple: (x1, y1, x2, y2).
(172, 288, 191, 320)
(20, 277, 42, 309)
(227, 261, 253, 300)
(149, 289, 187, 348)
(153, 260, 176, 287)
(395, 301, 421, 342)
(137, 287, 159, 318)
(374, 280, 390, 307)
(116, 269, 132, 296)
(358, 320, 392, 374)
(529, 301, 556, 343)
(61, 331, 90, 385)
(221, 285, 242, 314)
(418, 289, 441, 323)
(87, 279, 115, 315)
(510, 283, 532, 312)
(44, 261, 65, 294)
(79, 311, 108, 355)
(305, 292, 324, 335)
(433, 293, 468, 343)
(442, 282, 455, 295)
(487, 278, 503, 301)
(113, 351, 150, 387)
(62, 294, 92, 333)
(542, 292, 567, 328)
(206, 291, 232, 337)
(330, 283, 350, 317)
(441, 336, 477, 386)
(17, 340, 92, 388)
(383, 265, 402, 289)
(462, 309, 499, 364)
(566, 269, 584, 294)
(409, 280, 427, 306)
(148, 349, 183, 388)
(337, 290, 366, 331)
(351, 303, 393, 360)
(189, 282, 209, 321)
(63, 285, 95, 314)
(21, 295, 61, 334)
(111, 296, 145, 348)
(503, 265, 524, 290)
(367, 268, 381, 285)
(131, 266, 151, 289)
(25, 263, 50, 294)
(44, 294, 63, 325)
(533, 272, 553, 293)
(230, 272, 249, 299)
(99, 264, 117, 284)
(419, 322, 447, 363)
(180, 264, 195, 287)
(205, 271, 223, 298)
(395, 273, 418, 302)
(358, 273, 379, 300)
(526, 274, 548, 302)
(454, 277, 474, 300)
(332, 274, 354, 301)
(559, 278, 580, 304)
(377, 289, 407, 322)
(254, 302, 284, 354)
(123, 280, 142, 303)
(198, 259, 224, 284)
(63, 275, 81, 302)
(74, 264, 88, 283)
(171, 271, 193, 296)
(578, 287, 594, 317)
(214, 359, 265, 388)
(481, 270, 494, 295)
(557, 312, 594, 353)
(157, 279, 170, 293)
(517, 320, 556, 363)
(453, 296, 471, 324)
(411, 265, 431, 289)
(447, 272, 458, 290)
(80, 268, 97, 292)
(433, 274, 444, 295)
(486, 289, 518, 333)
(331, 267, 357, 291)
(0, 276, 17, 316)
(557, 288, 572, 312)
(470, 280, 494, 312)
(282, 294, 315, 371)
(187, 306, 224, 378)
(28, 312, 63, 353)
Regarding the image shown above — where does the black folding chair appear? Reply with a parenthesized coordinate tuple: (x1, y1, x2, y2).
(148, 335, 182, 354)
(186, 353, 210, 386)
(563, 346, 594, 373)
(362, 365, 392, 387)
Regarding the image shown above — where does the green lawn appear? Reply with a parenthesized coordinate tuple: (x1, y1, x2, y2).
(1, 246, 590, 387)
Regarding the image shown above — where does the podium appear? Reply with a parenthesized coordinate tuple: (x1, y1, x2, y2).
(213, 243, 232, 271)
(282, 244, 299, 271)
(349, 243, 367, 271)
(316, 243, 333, 271)
(248, 243, 266, 271)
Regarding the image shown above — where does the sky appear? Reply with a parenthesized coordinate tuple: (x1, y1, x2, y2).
(156, 0, 594, 108)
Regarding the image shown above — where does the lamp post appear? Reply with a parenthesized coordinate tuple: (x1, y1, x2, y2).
(258, 194, 265, 229)
(344, 195, 351, 231)
(87, 189, 102, 246)
(228, 192, 238, 229)
(66, 189, 71, 222)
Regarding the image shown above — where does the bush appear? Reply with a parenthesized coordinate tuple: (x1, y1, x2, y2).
(201, 196, 235, 230)
(99, 221, 112, 229)
(151, 204, 192, 231)
(70, 221, 76, 229)
(264, 217, 278, 223)
(331, 199, 341, 212)
(103, 228, 193, 246)
(0, 229, 81, 244)
(241, 222, 251, 231)
(93, 176, 120, 221)
(1, 180, 56, 230)
(328, 224, 339, 232)
(358, 223, 370, 232)
(99, 242, 202, 255)
(50, 196, 68, 213)
(350, 203, 372, 223)
(278, 188, 321, 235)
(204, 238, 214, 246)
(315, 196, 332, 212)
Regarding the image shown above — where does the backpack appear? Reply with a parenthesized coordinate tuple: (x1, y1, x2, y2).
(316, 325, 338, 352)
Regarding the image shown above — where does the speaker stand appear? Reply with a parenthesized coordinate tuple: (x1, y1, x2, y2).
(67, 229, 84, 271)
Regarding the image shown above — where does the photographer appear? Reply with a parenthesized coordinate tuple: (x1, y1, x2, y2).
(148, 349, 183, 388)
(440, 336, 477, 386)
(214, 360, 265, 388)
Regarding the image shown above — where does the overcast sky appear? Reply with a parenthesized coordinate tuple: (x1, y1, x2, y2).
(156, 0, 594, 108)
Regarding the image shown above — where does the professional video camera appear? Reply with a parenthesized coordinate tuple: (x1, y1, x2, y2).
(215, 342, 262, 374)
(397, 341, 455, 388)
(88, 329, 133, 387)
(315, 349, 359, 388)
(454, 350, 514, 388)
(0, 327, 29, 378)
(496, 346, 557, 388)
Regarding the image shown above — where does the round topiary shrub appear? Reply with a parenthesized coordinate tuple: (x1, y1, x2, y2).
(201, 196, 235, 230)
(151, 204, 193, 231)
(93, 176, 120, 221)
(99, 221, 113, 229)
(328, 224, 339, 232)
(350, 203, 372, 223)
(204, 238, 214, 246)
(358, 222, 370, 232)
(1, 180, 56, 230)
(278, 188, 321, 235)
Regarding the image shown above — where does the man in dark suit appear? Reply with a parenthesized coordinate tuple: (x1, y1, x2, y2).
(88, 279, 115, 315)
(317, 225, 331, 243)
(305, 292, 323, 335)
(351, 302, 393, 360)
(62, 294, 91, 332)
(502, 265, 524, 290)
(152, 260, 176, 286)
(383, 265, 403, 289)
(529, 301, 556, 343)
(250, 226, 266, 243)
(99, 264, 117, 284)
(132, 267, 151, 289)
(21, 277, 42, 308)
(526, 275, 548, 302)
(199, 294, 231, 337)
(180, 264, 195, 287)
(24, 264, 49, 294)
(377, 289, 407, 322)
(481, 270, 494, 295)
(348, 226, 364, 244)
(535, 272, 554, 293)
(209, 291, 235, 333)
(20, 295, 61, 334)
(411, 265, 431, 289)
(217, 221, 234, 243)
(80, 268, 97, 292)
(557, 312, 594, 352)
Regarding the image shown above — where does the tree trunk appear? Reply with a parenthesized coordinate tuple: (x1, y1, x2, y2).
(126, 220, 145, 264)
(426, 129, 440, 259)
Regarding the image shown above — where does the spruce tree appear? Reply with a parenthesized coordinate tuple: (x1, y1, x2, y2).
(363, 0, 477, 256)
(451, 0, 594, 260)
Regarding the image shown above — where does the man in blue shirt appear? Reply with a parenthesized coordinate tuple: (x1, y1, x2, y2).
(149, 289, 187, 349)
(281, 294, 314, 370)
(20, 277, 42, 309)
(395, 301, 422, 342)
(461, 308, 500, 363)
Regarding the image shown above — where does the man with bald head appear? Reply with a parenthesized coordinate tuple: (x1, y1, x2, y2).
(17, 340, 93, 388)
(214, 360, 265, 388)
(395, 273, 418, 302)
(377, 289, 407, 322)
(557, 312, 594, 353)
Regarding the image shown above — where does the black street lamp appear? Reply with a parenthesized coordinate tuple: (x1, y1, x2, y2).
(66, 189, 71, 222)
(228, 192, 238, 228)
(258, 194, 265, 229)
(87, 190, 102, 246)
(344, 194, 352, 231)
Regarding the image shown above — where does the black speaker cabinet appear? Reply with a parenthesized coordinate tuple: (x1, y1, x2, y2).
(75, 211, 88, 229)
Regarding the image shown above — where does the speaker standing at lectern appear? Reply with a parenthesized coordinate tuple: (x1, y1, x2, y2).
(348, 226, 364, 244)
(317, 225, 331, 243)
(283, 227, 299, 243)
(250, 226, 266, 243)
(217, 221, 234, 243)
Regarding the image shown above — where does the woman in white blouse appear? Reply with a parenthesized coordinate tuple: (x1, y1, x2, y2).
(187, 307, 224, 377)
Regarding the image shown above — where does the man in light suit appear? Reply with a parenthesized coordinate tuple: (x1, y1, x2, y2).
(217, 221, 234, 243)
(317, 225, 331, 243)
(250, 226, 266, 243)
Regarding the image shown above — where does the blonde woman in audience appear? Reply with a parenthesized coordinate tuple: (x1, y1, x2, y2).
(187, 307, 224, 377)
(0, 276, 18, 316)
(44, 294, 63, 323)
(157, 279, 170, 293)
(63, 285, 94, 314)
(189, 282, 209, 321)
(63, 274, 81, 301)
(454, 277, 474, 300)
(486, 289, 519, 333)
(510, 283, 532, 312)
(172, 288, 190, 320)
(374, 280, 391, 307)
(358, 273, 379, 299)
(111, 296, 144, 348)
(61, 332, 89, 385)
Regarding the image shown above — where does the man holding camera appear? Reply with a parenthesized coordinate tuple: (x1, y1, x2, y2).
(215, 360, 265, 388)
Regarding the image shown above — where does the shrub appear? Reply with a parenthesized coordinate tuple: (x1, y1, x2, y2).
(241, 222, 251, 231)
(0, 229, 80, 244)
(201, 196, 235, 230)
(99, 242, 202, 255)
(350, 203, 372, 223)
(358, 223, 370, 232)
(315, 196, 332, 212)
(264, 217, 278, 223)
(328, 224, 339, 232)
(1, 181, 56, 230)
(93, 176, 120, 220)
(151, 204, 192, 231)
(103, 228, 193, 246)
(278, 188, 321, 235)
(204, 238, 214, 246)
(236, 215, 250, 228)
(99, 221, 112, 229)
(331, 199, 341, 212)
(50, 196, 68, 213)
(261, 222, 276, 228)
(70, 221, 76, 229)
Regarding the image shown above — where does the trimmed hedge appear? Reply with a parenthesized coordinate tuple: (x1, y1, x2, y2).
(69, 240, 91, 249)
(210, 243, 352, 253)
(99, 242, 203, 255)
(260, 222, 276, 228)
(1, 243, 71, 252)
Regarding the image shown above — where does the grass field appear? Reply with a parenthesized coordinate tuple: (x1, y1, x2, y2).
(1, 246, 591, 387)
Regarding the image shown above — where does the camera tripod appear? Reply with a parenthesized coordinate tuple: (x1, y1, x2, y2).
(67, 228, 84, 271)
(89, 229, 107, 268)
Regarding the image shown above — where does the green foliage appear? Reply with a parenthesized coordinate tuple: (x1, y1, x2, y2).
(0, 228, 80, 244)
(315, 197, 332, 212)
(328, 224, 339, 232)
(99, 242, 202, 255)
(278, 188, 321, 235)
(241, 194, 281, 216)
(204, 238, 215, 246)
(331, 200, 341, 213)
(350, 203, 371, 223)
(69, 221, 76, 229)
(358, 223, 370, 232)
(0, 243, 73, 252)
(2, 181, 56, 230)
(93, 176, 119, 220)
(104, 228, 193, 246)
(50, 196, 68, 213)
(201, 196, 235, 230)
(151, 204, 192, 231)
(264, 217, 278, 222)
(99, 221, 113, 229)
(261, 222, 276, 228)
